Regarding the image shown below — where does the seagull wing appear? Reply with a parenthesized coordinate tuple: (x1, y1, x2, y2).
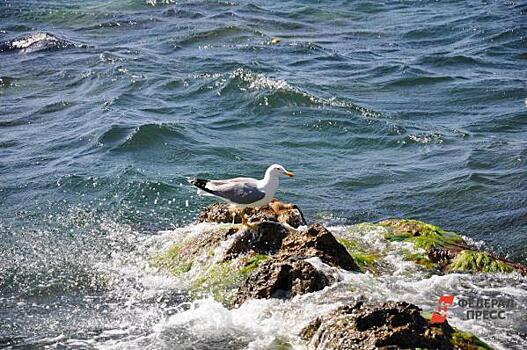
(190, 177, 265, 204)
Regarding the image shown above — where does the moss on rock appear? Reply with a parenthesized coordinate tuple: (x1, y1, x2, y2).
(380, 219, 464, 250)
(451, 329, 493, 350)
(151, 243, 193, 276)
(190, 253, 270, 304)
(402, 249, 436, 269)
(337, 238, 378, 273)
(449, 250, 514, 273)
(420, 312, 493, 349)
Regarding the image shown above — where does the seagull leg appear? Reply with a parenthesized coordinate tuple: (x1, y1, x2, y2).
(241, 207, 248, 226)
(240, 207, 256, 230)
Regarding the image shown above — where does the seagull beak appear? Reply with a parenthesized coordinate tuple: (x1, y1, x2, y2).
(285, 170, 294, 177)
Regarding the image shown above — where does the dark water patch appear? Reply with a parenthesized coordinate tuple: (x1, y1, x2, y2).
(0, 76, 17, 88)
(80, 16, 161, 32)
(162, 7, 204, 19)
(487, 26, 526, 45)
(0, 115, 36, 128)
(242, 14, 308, 31)
(37, 100, 74, 114)
(175, 25, 261, 47)
(465, 139, 526, 171)
(467, 112, 527, 134)
(0, 140, 18, 149)
(289, 6, 359, 22)
(0, 24, 34, 32)
(383, 75, 455, 88)
(417, 54, 483, 67)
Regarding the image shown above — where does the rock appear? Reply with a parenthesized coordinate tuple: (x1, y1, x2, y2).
(449, 250, 514, 273)
(428, 247, 458, 264)
(224, 221, 287, 259)
(279, 224, 359, 271)
(379, 218, 465, 251)
(300, 301, 492, 350)
(235, 259, 331, 304)
(234, 223, 360, 305)
(197, 200, 306, 228)
(380, 218, 526, 274)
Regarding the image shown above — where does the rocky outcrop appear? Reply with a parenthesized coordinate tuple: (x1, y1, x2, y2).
(301, 301, 492, 350)
(153, 201, 359, 305)
(278, 224, 359, 271)
(380, 218, 525, 274)
(151, 203, 517, 349)
(234, 223, 359, 305)
(197, 200, 306, 228)
(235, 259, 332, 303)
(223, 222, 288, 259)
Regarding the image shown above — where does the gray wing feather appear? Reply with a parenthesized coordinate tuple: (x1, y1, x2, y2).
(206, 178, 265, 204)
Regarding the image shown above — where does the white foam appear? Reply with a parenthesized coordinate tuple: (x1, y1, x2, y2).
(89, 221, 527, 350)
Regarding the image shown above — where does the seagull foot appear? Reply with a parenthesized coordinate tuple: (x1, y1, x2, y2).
(240, 208, 257, 231)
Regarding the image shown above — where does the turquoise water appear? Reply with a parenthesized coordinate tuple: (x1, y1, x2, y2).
(1, 0, 526, 348)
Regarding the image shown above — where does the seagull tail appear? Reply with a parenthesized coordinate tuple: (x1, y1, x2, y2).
(189, 178, 216, 197)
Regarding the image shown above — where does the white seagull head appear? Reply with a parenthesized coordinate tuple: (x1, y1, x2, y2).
(266, 164, 294, 178)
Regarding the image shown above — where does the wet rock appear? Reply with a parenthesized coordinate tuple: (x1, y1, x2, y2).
(224, 221, 287, 259)
(380, 218, 526, 274)
(233, 223, 360, 305)
(197, 202, 237, 224)
(379, 218, 465, 250)
(301, 301, 491, 350)
(428, 247, 458, 264)
(197, 200, 306, 228)
(449, 250, 515, 274)
(235, 259, 331, 304)
(279, 223, 359, 271)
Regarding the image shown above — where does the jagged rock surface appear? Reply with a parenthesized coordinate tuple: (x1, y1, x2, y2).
(197, 200, 306, 228)
(194, 202, 360, 304)
(301, 301, 480, 350)
(235, 259, 332, 303)
(232, 222, 360, 304)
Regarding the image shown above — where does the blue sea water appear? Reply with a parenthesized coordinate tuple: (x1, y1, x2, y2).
(1, 0, 526, 348)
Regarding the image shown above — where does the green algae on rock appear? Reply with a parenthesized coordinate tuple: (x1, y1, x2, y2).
(449, 250, 514, 273)
(151, 243, 193, 276)
(379, 218, 464, 250)
(378, 218, 524, 274)
(190, 254, 270, 303)
(451, 329, 494, 350)
(337, 237, 379, 273)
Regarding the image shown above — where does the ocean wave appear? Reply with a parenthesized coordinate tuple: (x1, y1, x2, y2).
(216, 68, 381, 117)
(108, 123, 192, 150)
(0, 32, 82, 53)
(417, 54, 482, 67)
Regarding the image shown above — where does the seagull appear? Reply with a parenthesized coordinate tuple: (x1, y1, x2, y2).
(189, 164, 294, 227)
